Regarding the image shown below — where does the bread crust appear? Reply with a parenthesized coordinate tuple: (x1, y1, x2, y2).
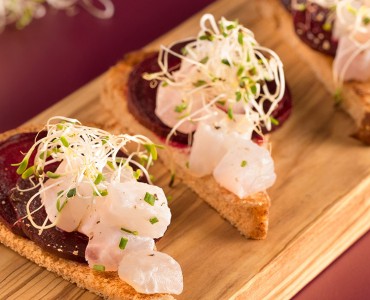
(269, 0, 370, 143)
(101, 52, 270, 240)
(0, 124, 174, 300)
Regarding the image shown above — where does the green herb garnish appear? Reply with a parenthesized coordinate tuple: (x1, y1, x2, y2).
(67, 188, 77, 198)
(119, 237, 128, 250)
(149, 217, 159, 224)
(121, 228, 138, 235)
(193, 80, 207, 87)
(174, 102, 188, 113)
(221, 58, 230, 66)
(144, 192, 156, 206)
(93, 265, 105, 272)
(241, 160, 247, 167)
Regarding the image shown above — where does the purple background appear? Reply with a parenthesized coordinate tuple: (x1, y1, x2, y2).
(0, 0, 368, 298)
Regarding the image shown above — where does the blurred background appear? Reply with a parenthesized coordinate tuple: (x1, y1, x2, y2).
(0, 0, 215, 131)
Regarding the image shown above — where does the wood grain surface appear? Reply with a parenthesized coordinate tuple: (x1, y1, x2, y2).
(1, 0, 370, 299)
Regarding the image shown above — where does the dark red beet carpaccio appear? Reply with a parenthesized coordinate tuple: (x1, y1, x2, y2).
(0, 131, 88, 263)
(292, 1, 338, 56)
(127, 43, 191, 145)
(0, 132, 45, 237)
(11, 178, 88, 263)
(127, 44, 292, 146)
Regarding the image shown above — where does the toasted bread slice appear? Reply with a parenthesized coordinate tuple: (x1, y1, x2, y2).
(0, 125, 174, 300)
(267, 0, 370, 143)
(101, 52, 270, 240)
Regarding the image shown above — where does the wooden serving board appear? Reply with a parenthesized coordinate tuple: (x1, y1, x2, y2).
(1, 0, 370, 299)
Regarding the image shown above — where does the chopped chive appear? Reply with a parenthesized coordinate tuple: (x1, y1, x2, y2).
(161, 81, 168, 87)
(119, 237, 128, 250)
(363, 16, 370, 25)
(169, 173, 175, 188)
(174, 102, 188, 113)
(57, 190, 64, 197)
(144, 192, 156, 206)
(270, 116, 280, 126)
(60, 136, 69, 147)
(226, 24, 235, 30)
(21, 166, 35, 179)
(93, 265, 105, 272)
(66, 188, 77, 198)
(133, 169, 142, 180)
(193, 80, 207, 87)
(46, 171, 61, 179)
(217, 100, 226, 106)
(15, 158, 29, 175)
(221, 59, 230, 66)
(238, 31, 244, 45)
(250, 85, 257, 95)
(149, 217, 159, 224)
(93, 189, 108, 197)
(94, 173, 104, 185)
(227, 107, 234, 120)
(241, 160, 248, 167)
(144, 144, 158, 161)
(199, 56, 209, 64)
(121, 228, 138, 235)
(235, 91, 242, 101)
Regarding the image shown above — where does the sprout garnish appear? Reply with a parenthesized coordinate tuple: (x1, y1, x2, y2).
(143, 14, 286, 141)
(13, 116, 160, 233)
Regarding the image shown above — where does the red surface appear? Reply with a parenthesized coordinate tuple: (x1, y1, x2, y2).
(0, 1, 369, 299)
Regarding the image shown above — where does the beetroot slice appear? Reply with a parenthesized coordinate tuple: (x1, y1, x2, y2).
(11, 178, 88, 263)
(127, 43, 191, 145)
(292, 1, 338, 56)
(0, 132, 45, 237)
(127, 43, 292, 146)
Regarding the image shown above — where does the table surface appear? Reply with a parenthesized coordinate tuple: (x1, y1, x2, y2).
(0, 0, 369, 299)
